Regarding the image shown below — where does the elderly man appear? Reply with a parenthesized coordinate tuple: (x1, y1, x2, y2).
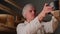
(16, 3, 58, 34)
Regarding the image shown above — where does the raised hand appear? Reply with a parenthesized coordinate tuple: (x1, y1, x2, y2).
(42, 3, 53, 14)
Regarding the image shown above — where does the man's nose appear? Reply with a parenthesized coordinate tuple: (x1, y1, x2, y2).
(32, 11, 35, 14)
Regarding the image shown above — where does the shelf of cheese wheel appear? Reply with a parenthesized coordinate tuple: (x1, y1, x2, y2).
(0, 14, 15, 32)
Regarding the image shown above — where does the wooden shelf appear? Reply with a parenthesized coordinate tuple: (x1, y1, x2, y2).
(4, 0, 22, 9)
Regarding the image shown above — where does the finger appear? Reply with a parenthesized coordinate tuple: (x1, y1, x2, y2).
(46, 6, 53, 9)
(44, 3, 48, 7)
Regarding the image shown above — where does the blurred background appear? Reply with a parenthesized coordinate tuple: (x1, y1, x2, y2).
(0, 0, 60, 34)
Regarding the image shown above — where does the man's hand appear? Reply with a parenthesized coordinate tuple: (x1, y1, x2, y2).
(51, 10, 60, 21)
(38, 3, 53, 21)
(42, 3, 53, 14)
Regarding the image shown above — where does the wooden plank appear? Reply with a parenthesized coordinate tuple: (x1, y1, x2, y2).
(59, 0, 60, 10)
(0, 4, 19, 16)
(4, 0, 22, 9)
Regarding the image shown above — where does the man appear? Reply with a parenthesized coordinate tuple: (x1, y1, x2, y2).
(16, 3, 58, 34)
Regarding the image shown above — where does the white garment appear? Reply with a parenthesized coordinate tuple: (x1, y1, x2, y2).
(17, 16, 57, 34)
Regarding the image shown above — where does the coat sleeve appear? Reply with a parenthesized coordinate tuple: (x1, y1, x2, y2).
(25, 17, 42, 34)
(17, 17, 42, 34)
(42, 16, 58, 33)
(16, 23, 25, 34)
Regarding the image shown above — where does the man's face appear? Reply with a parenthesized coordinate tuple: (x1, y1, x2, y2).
(25, 6, 36, 20)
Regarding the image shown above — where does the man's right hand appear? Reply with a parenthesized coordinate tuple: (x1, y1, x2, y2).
(42, 3, 53, 14)
(38, 3, 53, 21)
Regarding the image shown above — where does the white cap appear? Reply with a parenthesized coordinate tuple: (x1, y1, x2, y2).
(22, 4, 33, 18)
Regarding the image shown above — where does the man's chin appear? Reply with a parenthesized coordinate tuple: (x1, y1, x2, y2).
(31, 17, 35, 20)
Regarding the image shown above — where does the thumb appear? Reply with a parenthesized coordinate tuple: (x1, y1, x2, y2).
(44, 3, 48, 7)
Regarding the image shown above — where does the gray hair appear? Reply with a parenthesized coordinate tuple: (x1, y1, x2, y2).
(22, 4, 34, 18)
